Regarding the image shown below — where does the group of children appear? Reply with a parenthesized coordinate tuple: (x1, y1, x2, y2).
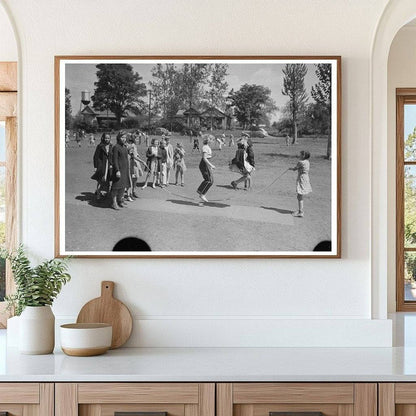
(89, 130, 312, 217)
(141, 136, 187, 188)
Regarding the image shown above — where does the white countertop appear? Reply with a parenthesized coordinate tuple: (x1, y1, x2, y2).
(2, 328, 416, 382)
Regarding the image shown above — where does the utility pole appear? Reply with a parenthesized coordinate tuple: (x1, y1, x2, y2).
(148, 90, 152, 132)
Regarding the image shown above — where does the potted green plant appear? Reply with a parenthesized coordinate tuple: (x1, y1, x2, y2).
(1, 245, 71, 354)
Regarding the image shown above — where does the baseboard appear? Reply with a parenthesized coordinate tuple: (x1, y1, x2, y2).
(55, 317, 392, 347)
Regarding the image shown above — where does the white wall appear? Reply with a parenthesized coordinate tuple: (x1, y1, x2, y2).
(387, 25, 416, 312)
(0, 4, 16, 61)
(0, 0, 393, 346)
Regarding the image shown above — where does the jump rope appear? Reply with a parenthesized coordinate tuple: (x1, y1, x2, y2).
(135, 150, 291, 204)
(160, 167, 291, 204)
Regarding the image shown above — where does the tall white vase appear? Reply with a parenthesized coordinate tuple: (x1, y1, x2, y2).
(19, 306, 55, 354)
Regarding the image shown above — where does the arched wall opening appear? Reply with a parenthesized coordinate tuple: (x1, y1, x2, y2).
(371, 0, 416, 319)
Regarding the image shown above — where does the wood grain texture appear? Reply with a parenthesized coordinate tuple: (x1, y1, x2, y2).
(76, 281, 133, 349)
(0, 405, 23, 416)
(397, 93, 406, 311)
(54, 55, 341, 259)
(0, 92, 16, 120)
(78, 383, 199, 404)
(353, 384, 377, 416)
(0, 383, 39, 403)
(5, 117, 17, 293)
(251, 403, 339, 416)
(217, 384, 233, 416)
(23, 404, 39, 416)
(39, 383, 54, 416)
(79, 404, 101, 416)
(379, 384, 395, 416)
(55, 383, 78, 416)
(0, 62, 17, 91)
(199, 384, 215, 416)
(337, 404, 353, 416)
(185, 404, 198, 416)
(233, 383, 354, 404)
(0, 116, 17, 328)
(395, 383, 416, 403)
(54, 56, 61, 258)
(100, 402, 185, 416)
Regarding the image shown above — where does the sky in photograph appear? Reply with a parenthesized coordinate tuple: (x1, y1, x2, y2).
(65, 62, 321, 122)
(405, 104, 416, 139)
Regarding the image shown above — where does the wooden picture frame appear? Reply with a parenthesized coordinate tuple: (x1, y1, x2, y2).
(55, 56, 341, 258)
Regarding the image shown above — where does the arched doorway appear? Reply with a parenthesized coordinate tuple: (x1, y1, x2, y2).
(371, 0, 416, 319)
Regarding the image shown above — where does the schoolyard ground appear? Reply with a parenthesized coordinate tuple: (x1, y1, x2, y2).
(64, 131, 333, 253)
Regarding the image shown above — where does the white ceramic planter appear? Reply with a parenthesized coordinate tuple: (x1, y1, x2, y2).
(19, 306, 55, 354)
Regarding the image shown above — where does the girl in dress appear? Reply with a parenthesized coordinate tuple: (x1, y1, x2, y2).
(173, 142, 186, 186)
(142, 138, 160, 189)
(127, 134, 146, 198)
(229, 139, 254, 190)
(289, 150, 312, 218)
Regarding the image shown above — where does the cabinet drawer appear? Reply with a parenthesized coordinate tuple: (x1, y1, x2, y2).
(217, 383, 376, 416)
(0, 383, 53, 416)
(379, 383, 416, 416)
(56, 383, 215, 416)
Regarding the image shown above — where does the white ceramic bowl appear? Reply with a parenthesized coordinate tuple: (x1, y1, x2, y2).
(60, 323, 112, 356)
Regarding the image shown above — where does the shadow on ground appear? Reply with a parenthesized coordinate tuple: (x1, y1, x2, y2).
(167, 199, 230, 209)
(261, 206, 293, 215)
(75, 192, 110, 209)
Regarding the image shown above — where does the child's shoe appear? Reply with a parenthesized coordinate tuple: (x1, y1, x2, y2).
(292, 211, 304, 217)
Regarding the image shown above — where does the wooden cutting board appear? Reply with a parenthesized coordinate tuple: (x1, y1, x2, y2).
(76, 281, 133, 349)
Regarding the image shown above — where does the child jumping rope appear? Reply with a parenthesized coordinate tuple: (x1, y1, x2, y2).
(289, 150, 312, 218)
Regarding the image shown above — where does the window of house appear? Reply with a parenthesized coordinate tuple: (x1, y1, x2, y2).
(397, 89, 416, 310)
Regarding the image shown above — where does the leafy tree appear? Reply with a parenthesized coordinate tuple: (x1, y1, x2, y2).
(180, 64, 210, 109)
(206, 64, 229, 109)
(150, 64, 183, 120)
(228, 84, 277, 129)
(282, 64, 308, 144)
(92, 64, 147, 127)
(311, 64, 332, 158)
(65, 88, 73, 129)
(405, 128, 416, 250)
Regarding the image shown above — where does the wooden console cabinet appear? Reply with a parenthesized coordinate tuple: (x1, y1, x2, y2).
(217, 383, 377, 416)
(55, 383, 215, 416)
(0, 381, 402, 416)
(0, 383, 53, 416)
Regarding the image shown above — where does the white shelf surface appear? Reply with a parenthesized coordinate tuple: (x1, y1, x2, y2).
(1, 330, 416, 382)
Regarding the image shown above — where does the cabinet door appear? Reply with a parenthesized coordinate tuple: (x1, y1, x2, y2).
(0, 383, 53, 416)
(379, 383, 416, 416)
(217, 383, 377, 416)
(56, 383, 215, 416)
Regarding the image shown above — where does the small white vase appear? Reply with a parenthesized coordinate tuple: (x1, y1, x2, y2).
(19, 306, 55, 354)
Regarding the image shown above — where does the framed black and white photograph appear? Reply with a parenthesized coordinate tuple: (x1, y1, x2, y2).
(55, 56, 341, 258)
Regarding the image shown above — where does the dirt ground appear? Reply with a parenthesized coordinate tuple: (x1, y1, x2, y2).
(64, 131, 333, 253)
